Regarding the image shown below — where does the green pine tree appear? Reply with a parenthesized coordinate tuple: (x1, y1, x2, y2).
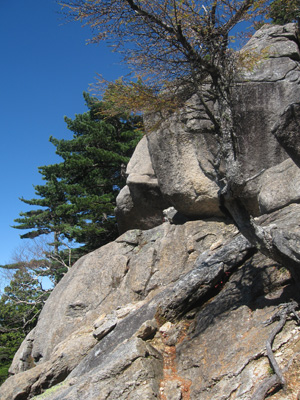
(269, 0, 300, 26)
(13, 174, 76, 279)
(13, 93, 142, 258)
(0, 268, 50, 384)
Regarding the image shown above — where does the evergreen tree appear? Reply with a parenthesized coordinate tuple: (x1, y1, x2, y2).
(0, 268, 50, 383)
(13, 93, 142, 257)
(269, 0, 300, 26)
(13, 174, 76, 277)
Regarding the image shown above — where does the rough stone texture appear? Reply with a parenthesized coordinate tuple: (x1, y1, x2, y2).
(8, 328, 36, 375)
(258, 158, 300, 213)
(0, 219, 236, 399)
(266, 204, 300, 283)
(243, 24, 300, 180)
(176, 252, 298, 400)
(156, 232, 255, 321)
(146, 109, 222, 218)
(240, 23, 300, 69)
(135, 319, 158, 340)
(1, 325, 97, 400)
(157, 203, 300, 323)
(115, 136, 170, 233)
(2, 206, 300, 400)
(253, 23, 299, 52)
(126, 135, 157, 187)
(37, 338, 163, 400)
(115, 184, 168, 234)
(272, 102, 300, 169)
(2, 24, 300, 400)
(116, 23, 300, 230)
(231, 23, 300, 213)
(93, 312, 118, 340)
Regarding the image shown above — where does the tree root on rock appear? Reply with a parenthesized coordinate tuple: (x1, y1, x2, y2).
(251, 301, 300, 400)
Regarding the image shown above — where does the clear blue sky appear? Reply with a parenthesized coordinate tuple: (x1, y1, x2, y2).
(0, 0, 127, 266)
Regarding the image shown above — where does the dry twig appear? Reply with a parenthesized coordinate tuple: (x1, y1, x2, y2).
(251, 301, 300, 400)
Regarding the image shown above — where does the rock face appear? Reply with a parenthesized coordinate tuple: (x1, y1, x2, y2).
(1, 205, 300, 400)
(1, 24, 300, 400)
(115, 136, 169, 233)
(116, 23, 300, 231)
(1, 219, 237, 399)
(258, 158, 300, 213)
(272, 102, 300, 169)
(232, 23, 300, 213)
(147, 105, 222, 218)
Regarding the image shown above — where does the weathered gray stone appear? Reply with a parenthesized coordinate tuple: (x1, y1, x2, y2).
(3, 205, 300, 400)
(162, 380, 182, 400)
(157, 203, 300, 322)
(241, 23, 300, 64)
(126, 135, 158, 187)
(31, 244, 133, 364)
(272, 102, 300, 169)
(146, 112, 222, 218)
(266, 204, 300, 282)
(115, 24, 300, 227)
(258, 158, 300, 213)
(93, 312, 118, 340)
(231, 80, 290, 201)
(156, 233, 255, 321)
(176, 252, 298, 400)
(1, 325, 97, 399)
(115, 302, 145, 319)
(47, 338, 163, 400)
(145, 24, 299, 219)
(4, 219, 236, 399)
(115, 183, 168, 233)
(229, 24, 300, 213)
(135, 319, 158, 340)
(2, 24, 300, 400)
(115, 136, 169, 233)
(8, 328, 35, 375)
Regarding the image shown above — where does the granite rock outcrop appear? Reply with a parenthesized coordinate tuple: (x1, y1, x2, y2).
(116, 23, 300, 231)
(1, 23, 300, 400)
(2, 205, 300, 399)
(116, 136, 169, 233)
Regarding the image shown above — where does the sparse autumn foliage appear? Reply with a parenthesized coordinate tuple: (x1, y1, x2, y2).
(93, 76, 182, 115)
(59, 2, 300, 265)
(61, 0, 270, 113)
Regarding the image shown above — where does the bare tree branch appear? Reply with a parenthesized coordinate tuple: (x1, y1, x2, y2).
(251, 301, 300, 399)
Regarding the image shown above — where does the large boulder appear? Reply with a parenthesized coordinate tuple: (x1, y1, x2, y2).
(148, 23, 300, 218)
(176, 252, 298, 400)
(146, 104, 222, 218)
(272, 102, 300, 169)
(1, 219, 237, 399)
(116, 23, 300, 232)
(115, 136, 169, 233)
(2, 205, 300, 399)
(26, 219, 237, 364)
(2, 24, 300, 400)
(232, 23, 300, 213)
(258, 158, 300, 213)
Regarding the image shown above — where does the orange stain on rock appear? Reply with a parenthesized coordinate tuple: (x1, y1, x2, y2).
(159, 321, 192, 400)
